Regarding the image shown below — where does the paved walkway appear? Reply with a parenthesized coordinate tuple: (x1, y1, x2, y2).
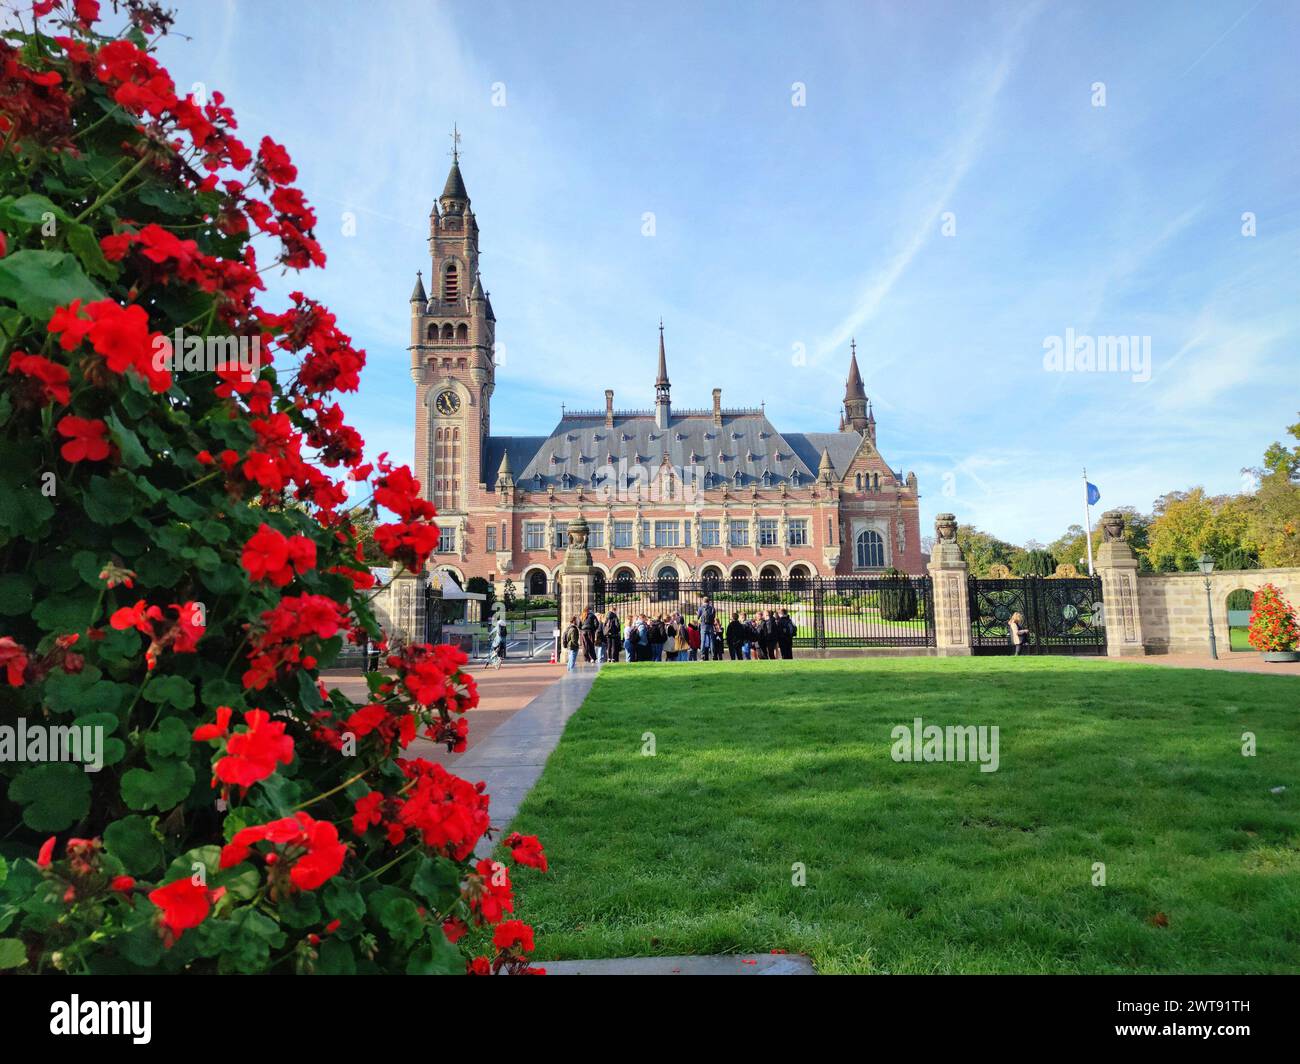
(1106, 653, 1300, 677)
(456, 668, 599, 856)
(541, 953, 815, 976)
(321, 661, 567, 766)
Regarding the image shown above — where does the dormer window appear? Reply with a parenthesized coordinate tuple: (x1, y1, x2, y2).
(791, 469, 801, 487)
(533, 472, 542, 488)
(733, 469, 742, 485)
(561, 472, 572, 489)
(762, 470, 773, 487)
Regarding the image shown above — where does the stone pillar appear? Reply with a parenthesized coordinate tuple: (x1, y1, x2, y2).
(377, 567, 428, 649)
(927, 512, 972, 656)
(1094, 510, 1146, 657)
(558, 515, 595, 623)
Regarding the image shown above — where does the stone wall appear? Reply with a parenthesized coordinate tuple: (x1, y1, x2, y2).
(1137, 568, 1300, 654)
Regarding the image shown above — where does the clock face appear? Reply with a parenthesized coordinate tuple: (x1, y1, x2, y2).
(435, 390, 461, 416)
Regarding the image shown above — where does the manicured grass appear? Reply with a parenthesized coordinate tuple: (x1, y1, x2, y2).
(504, 657, 1300, 973)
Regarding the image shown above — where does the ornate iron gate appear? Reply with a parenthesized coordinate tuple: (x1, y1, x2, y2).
(968, 575, 1105, 655)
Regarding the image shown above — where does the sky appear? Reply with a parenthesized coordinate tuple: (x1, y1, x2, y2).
(149, 0, 1300, 545)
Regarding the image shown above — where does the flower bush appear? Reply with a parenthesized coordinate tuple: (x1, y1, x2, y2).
(0, 1, 544, 974)
(1246, 583, 1299, 653)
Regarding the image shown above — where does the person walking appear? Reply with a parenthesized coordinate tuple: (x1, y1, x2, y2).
(1008, 612, 1032, 656)
(562, 615, 581, 671)
(489, 620, 508, 670)
(579, 607, 598, 664)
(776, 607, 796, 660)
(726, 611, 745, 660)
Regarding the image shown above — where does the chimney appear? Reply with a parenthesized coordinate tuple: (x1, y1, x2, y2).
(712, 388, 722, 425)
(604, 389, 614, 429)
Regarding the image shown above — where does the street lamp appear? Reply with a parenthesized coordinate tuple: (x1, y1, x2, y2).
(1198, 553, 1218, 660)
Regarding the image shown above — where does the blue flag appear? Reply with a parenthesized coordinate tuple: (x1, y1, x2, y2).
(1086, 482, 1101, 506)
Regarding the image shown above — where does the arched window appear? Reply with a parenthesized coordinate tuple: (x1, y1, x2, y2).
(759, 565, 781, 586)
(789, 565, 810, 590)
(613, 568, 636, 593)
(855, 528, 885, 568)
(655, 568, 679, 603)
(730, 566, 751, 592)
(443, 262, 459, 302)
(701, 567, 723, 592)
(526, 569, 548, 597)
(427, 323, 438, 341)
(441, 323, 454, 341)
(855, 473, 863, 490)
(456, 323, 468, 342)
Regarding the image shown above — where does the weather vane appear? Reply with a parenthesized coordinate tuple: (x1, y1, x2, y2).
(449, 123, 461, 163)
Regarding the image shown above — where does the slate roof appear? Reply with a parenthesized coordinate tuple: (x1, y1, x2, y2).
(483, 416, 873, 491)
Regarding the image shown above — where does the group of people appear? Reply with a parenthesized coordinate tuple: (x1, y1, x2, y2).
(560, 596, 799, 670)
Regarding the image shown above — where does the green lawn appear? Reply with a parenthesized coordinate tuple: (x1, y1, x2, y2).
(503, 657, 1300, 973)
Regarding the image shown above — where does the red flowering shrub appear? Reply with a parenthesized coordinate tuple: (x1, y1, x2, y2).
(0, 2, 544, 975)
(1246, 584, 1299, 652)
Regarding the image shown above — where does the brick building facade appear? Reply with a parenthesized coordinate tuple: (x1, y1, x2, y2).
(409, 151, 923, 595)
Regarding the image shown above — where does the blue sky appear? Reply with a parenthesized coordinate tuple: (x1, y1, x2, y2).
(152, 0, 1299, 545)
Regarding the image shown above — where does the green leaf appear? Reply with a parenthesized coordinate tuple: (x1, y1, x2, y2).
(144, 716, 192, 759)
(317, 937, 355, 975)
(120, 759, 195, 811)
(9, 763, 92, 831)
(103, 815, 164, 876)
(0, 939, 28, 970)
(405, 931, 463, 975)
(65, 219, 118, 281)
(0, 474, 55, 537)
(411, 855, 459, 907)
(0, 249, 104, 319)
(0, 573, 34, 615)
(378, 896, 423, 949)
(323, 879, 365, 925)
(104, 410, 151, 469)
(118, 920, 164, 968)
(44, 670, 128, 715)
(31, 589, 99, 634)
(141, 674, 195, 710)
(82, 475, 136, 525)
(202, 678, 245, 711)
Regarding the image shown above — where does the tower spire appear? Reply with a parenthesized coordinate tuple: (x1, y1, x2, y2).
(655, 320, 671, 429)
(843, 339, 869, 433)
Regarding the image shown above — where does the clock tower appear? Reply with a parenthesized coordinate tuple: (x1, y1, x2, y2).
(409, 128, 496, 523)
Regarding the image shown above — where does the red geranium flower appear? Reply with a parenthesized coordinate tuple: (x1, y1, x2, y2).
(213, 708, 294, 788)
(0, 636, 29, 686)
(493, 919, 535, 953)
(56, 415, 110, 462)
(8, 351, 70, 404)
(36, 835, 56, 867)
(504, 832, 548, 873)
(147, 879, 225, 944)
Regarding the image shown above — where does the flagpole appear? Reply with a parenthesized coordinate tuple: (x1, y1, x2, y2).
(1082, 467, 1095, 577)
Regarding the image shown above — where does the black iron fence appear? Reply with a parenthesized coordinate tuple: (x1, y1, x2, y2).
(588, 576, 935, 649)
(968, 575, 1105, 655)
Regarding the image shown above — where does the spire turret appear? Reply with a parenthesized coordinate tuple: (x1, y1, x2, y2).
(843, 339, 870, 433)
(654, 319, 671, 429)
